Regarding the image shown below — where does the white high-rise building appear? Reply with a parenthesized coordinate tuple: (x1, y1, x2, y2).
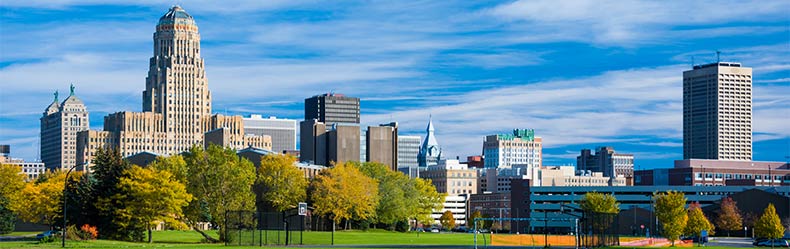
(243, 115, 297, 153)
(683, 62, 752, 161)
(40, 85, 89, 170)
(483, 129, 542, 169)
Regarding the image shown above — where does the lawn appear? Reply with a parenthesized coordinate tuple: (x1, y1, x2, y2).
(0, 229, 485, 248)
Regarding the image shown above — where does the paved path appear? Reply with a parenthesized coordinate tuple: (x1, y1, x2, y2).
(706, 237, 754, 248)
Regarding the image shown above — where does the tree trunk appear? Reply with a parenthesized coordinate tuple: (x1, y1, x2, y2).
(147, 224, 152, 243)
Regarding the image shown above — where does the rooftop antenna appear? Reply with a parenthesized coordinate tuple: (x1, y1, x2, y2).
(716, 50, 721, 63)
(691, 56, 695, 67)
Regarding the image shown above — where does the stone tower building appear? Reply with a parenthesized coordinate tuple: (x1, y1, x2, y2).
(40, 85, 90, 170)
(76, 6, 270, 167)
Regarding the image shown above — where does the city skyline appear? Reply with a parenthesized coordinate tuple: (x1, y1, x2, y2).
(1, 1, 789, 168)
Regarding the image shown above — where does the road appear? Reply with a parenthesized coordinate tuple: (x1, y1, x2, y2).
(707, 237, 755, 248)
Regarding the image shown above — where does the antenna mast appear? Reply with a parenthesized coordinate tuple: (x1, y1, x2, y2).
(716, 51, 721, 63)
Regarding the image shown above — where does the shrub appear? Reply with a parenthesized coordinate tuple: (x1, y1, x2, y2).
(80, 224, 98, 240)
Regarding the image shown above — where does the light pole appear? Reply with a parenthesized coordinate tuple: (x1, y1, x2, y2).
(62, 165, 77, 248)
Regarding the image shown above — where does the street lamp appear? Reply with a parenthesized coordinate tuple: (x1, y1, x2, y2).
(62, 164, 78, 248)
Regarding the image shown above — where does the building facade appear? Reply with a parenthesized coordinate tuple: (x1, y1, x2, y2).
(304, 93, 360, 125)
(421, 159, 478, 195)
(75, 6, 270, 167)
(397, 135, 421, 178)
(40, 86, 89, 170)
(683, 62, 753, 161)
(431, 194, 470, 227)
(417, 117, 442, 168)
(1, 147, 46, 181)
(299, 119, 360, 166)
(577, 147, 634, 177)
(510, 179, 788, 234)
(469, 192, 511, 229)
(366, 122, 398, 171)
(634, 159, 789, 186)
(243, 115, 297, 153)
(483, 129, 542, 169)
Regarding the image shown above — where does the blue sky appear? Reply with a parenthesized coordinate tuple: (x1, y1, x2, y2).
(1, 0, 788, 169)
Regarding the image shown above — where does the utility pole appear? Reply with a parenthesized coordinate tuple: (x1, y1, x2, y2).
(62, 165, 77, 248)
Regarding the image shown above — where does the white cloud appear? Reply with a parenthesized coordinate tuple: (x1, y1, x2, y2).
(486, 0, 790, 45)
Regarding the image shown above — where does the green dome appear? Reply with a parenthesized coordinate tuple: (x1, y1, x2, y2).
(157, 5, 196, 28)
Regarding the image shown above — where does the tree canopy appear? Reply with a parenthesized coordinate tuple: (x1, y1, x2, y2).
(440, 210, 455, 230)
(654, 191, 688, 246)
(254, 153, 307, 212)
(581, 192, 619, 214)
(309, 162, 379, 227)
(755, 203, 785, 239)
(183, 145, 256, 242)
(113, 166, 192, 243)
(685, 202, 714, 237)
(715, 197, 742, 236)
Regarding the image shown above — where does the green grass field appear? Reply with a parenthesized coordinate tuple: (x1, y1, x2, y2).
(0, 230, 749, 249)
(0, 229, 485, 248)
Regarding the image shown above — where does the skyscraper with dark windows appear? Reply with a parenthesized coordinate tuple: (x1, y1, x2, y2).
(304, 93, 360, 125)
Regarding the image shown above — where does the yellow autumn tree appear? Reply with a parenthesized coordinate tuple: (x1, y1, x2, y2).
(755, 203, 785, 239)
(113, 166, 192, 243)
(309, 162, 379, 229)
(0, 164, 26, 234)
(255, 154, 307, 212)
(655, 191, 688, 246)
(10, 171, 81, 230)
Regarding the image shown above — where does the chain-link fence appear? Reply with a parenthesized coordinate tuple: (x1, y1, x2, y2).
(225, 210, 333, 246)
(579, 211, 620, 248)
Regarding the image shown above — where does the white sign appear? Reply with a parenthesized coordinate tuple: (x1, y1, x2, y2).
(298, 202, 307, 216)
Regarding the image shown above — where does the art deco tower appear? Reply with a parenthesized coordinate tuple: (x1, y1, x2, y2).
(75, 6, 270, 166)
(142, 6, 212, 153)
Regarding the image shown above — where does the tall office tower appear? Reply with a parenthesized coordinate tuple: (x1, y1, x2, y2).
(577, 146, 634, 177)
(304, 93, 360, 125)
(76, 6, 270, 167)
(397, 135, 421, 178)
(40, 86, 89, 170)
(483, 129, 542, 169)
(243, 115, 297, 153)
(366, 122, 398, 171)
(417, 117, 442, 168)
(683, 62, 753, 161)
(300, 119, 360, 166)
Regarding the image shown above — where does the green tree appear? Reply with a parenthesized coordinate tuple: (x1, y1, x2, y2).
(654, 191, 688, 246)
(113, 166, 192, 243)
(93, 148, 144, 241)
(439, 210, 455, 230)
(685, 202, 714, 238)
(0, 164, 26, 234)
(412, 178, 445, 226)
(715, 197, 742, 237)
(148, 155, 188, 184)
(580, 192, 620, 214)
(468, 210, 483, 230)
(309, 162, 379, 229)
(255, 154, 307, 212)
(755, 203, 785, 239)
(183, 145, 256, 242)
(355, 162, 411, 229)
